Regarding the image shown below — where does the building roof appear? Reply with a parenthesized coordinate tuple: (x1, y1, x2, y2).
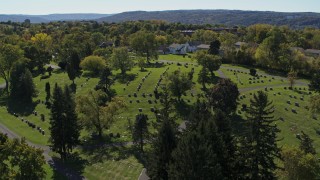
(197, 44, 210, 49)
(188, 41, 202, 47)
(169, 43, 182, 49)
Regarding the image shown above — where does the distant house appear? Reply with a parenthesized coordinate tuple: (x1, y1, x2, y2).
(197, 44, 210, 50)
(234, 42, 247, 49)
(169, 43, 189, 55)
(180, 30, 195, 36)
(305, 49, 320, 57)
(99, 41, 113, 48)
(187, 41, 201, 53)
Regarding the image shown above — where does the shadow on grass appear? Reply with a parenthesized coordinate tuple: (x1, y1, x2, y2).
(50, 152, 87, 180)
(7, 98, 37, 116)
(115, 73, 137, 84)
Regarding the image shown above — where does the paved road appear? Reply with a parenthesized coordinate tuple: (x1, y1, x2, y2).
(0, 122, 86, 180)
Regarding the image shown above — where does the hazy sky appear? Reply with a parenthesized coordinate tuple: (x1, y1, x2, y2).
(1, 0, 319, 15)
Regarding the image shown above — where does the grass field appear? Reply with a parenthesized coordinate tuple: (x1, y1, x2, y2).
(159, 54, 195, 63)
(0, 54, 318, 179)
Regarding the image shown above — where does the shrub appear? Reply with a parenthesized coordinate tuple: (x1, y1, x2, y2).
(80, 55, 106, 74)
(250, 68, 257, 76)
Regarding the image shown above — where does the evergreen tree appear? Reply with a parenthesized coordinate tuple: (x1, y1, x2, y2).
(198, 67, 210, 90)
(169, 118, 225, 179)
(67, 63, 76, 85)
(299, 131, 316, 155)
(245, 91, 281, 179)
(148, 119, 177, 180)
(208, 39, 221, 55)
(63, 86, 81, 153)
(96, 67, 115, 101)
(9, 61, 36, 103)
(49, 84, 80, 160)
(45, 82, 50, 101)
(132, 114, 149, 152)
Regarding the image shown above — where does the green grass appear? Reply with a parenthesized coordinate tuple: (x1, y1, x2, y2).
(0, 78, 4, 84)
(237, 86, 320, 152)
(0, 55, 318, 179)
(159, 54, 195, 63)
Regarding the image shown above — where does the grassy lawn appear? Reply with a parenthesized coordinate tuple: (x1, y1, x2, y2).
(158, 54, 195, 63)
(0, 78, 4, 84)
(237, 86, 320, 152)
(0, 57, 318, 180)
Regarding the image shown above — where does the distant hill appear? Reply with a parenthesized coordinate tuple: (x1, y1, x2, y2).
(97, 10, 320, 28)
(0, 13, 112, 23)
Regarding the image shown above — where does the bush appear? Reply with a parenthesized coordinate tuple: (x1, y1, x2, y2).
(80, 55, 106, 74)
(250, 68, 257, 76)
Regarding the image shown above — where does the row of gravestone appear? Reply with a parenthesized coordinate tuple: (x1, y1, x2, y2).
(12, 112, 45, 135)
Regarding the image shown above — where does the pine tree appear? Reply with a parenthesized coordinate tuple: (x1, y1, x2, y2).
(132, 114, 148, 152)
(49, 84, 81, 160)
(245, 91, 281, 179)
(49, 84, 67, 160)
(97, 67, 115, 101)
(169, 119, 225, 179)
(63, 85, 81, 153)
(309, 69, 320, 93)
(148, 119, 177, 180)
(45, 82, 50, 101)
(299, 131, 316, 155)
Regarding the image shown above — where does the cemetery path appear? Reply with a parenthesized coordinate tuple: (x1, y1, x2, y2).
(0, 122, 86, 180)
(47, 64, 61, 70)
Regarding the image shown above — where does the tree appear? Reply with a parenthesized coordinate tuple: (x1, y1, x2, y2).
(280, 146, 320, 180)
(195, 50, 222, 78)
(0, 44, 24, 93)
(169, 118, 225, 179)
(309, 69, 320, 93)
(110, 47, 134, 75)
(76, 90, 126, 138)
(80, 55, 106, 75)
(0, 133, 46, 179)
(287, 71, 297, 89)
(250, 68, 257, 76)
(137, 57, 146, 71)
(49, 84, 81, 160)
(167, 70, 193, 101)
(208, 39, 221, 55)
(198, 67, 210, 90)
(132, 114, 149, 152)
(9, 61, 36, 103)
(209, 79, 239, 115)
(299, 131, 316, 155)
(310, 94, 320, 115)
(45, 82, 50, 101)
(129, 31, 158, 62)
(245, 91, 281, 179)
(96, 67, 115, 101)
(148, 119, 177, 180)
(67, 63, 76, 85)
(31, 33, 53, 72)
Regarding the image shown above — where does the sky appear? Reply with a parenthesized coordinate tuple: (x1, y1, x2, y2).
(0, 0, 319, 15)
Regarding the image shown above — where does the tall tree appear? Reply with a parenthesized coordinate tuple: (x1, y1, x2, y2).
(245, 91, 281, 179)
(195, 50, 222, 78)
(198, 67, 210, 90)
(208, 39, 221, 55)
(45, 82, 51, 101)
(0, 44, 24, 93)
(49, 84, 80, 160)
(148, 119, 177, 180)
(167, 70, 193, 101)
(209, 78, 239, 115)
(76, 90, 126, 138)
(129, 31, 158, 62)
(9, 61, 36, 103)
(31, 33, 53, 72)
(287, 71, 297, 89)
(132, 114, 149, 152)
(110, 47, 134, 75)
(96, 67, 115, 101)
